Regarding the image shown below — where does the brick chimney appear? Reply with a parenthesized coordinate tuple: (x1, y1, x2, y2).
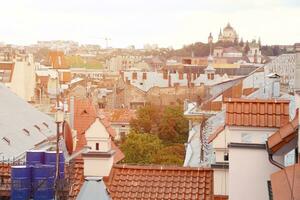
(82, 118, 115, 177)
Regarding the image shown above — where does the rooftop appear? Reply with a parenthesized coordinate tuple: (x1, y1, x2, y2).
(106, 164, 214, 200)
(224, 98, 290, 128)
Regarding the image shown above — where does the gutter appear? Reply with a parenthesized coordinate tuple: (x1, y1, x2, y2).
(266, 142, 284, 169)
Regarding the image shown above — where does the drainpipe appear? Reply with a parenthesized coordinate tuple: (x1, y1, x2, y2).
(295, 43, 300, 163)
(266, 142, 284, 169)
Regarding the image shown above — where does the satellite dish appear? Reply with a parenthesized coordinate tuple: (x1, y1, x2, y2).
(63, 121, 73, 155)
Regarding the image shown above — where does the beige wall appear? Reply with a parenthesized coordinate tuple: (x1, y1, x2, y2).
(85, 118, 111, 152)
(6, 55, 36, 101)
(229, 147, 282, 200)
(83, 118, 113, 177)
(83, 157, 113, 177)
(111, 123, 130, 141)
(214, 168, 229, 196)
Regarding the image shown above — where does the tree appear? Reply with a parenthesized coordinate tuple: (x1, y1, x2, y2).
(120, 131, 162, 164)
(158, 106, 189, 144)
(130, 104, 161, 134)
(244, 40, 250, 55)
(152, 144, 185, 165)
(239, 38, 244, 47)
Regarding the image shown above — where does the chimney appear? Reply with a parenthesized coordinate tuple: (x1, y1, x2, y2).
(294, 43, 300, 162)
(267, 73, 281, 98)
(82, 118, 115, 177)
(70, 96, 74, 129)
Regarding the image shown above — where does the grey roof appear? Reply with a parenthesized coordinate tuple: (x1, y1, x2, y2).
(0, 84, 56, 160)
(76, 177, 111, 200)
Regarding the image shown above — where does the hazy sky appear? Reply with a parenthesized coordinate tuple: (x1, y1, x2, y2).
(1, 0, 300, 48)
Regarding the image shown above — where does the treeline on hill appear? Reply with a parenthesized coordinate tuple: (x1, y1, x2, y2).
(120, 105, 189, 165)
(165, 41, 287, 58)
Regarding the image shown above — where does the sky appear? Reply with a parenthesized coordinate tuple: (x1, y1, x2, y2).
(1, 0, 300, 49)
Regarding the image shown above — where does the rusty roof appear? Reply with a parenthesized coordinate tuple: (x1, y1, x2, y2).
(106, 164, 214, 200)
(224, 98, 290, 128)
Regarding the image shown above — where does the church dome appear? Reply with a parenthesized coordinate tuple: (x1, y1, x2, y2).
(224, 23, 234, 31)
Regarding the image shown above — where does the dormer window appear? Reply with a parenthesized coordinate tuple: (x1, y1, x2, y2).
(2, 137, 10, 145)
(96, 143, 99, 151)
(22, 129, 30, 136)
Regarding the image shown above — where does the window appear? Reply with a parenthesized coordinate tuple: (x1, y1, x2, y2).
(142, 72, 147, 80)
(241, 133, 252, 143)
(132, 72, 137, 80)
(96, 143, 99, 150)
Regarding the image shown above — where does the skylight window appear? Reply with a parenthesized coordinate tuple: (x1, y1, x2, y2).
(34, 125, 41, 132)
(22, 129, 30, 136)
(2, 137, 10, 145)
(42, 122, 49, 128)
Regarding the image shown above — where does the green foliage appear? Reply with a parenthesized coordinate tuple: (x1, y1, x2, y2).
(124, 105, 189, 165)
(120, 131, 162, 164)
(130, 104, 161, 134)
(152, 144, 185, 165)
(158, 106, 189, 144)
(65, 55, 103, 69)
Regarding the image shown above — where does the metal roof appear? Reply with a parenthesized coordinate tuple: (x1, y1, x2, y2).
(0, 84, 56, 160)
(76, 177, 111, 200)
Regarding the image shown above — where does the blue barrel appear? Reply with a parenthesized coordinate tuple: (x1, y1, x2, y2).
(44, 151, 65, 179)
(26, 150, 45, 166)
(32, 165, 55, 200)
(11, 166, 31, 200)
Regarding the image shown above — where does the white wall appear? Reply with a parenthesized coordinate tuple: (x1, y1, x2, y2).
(229, 147, 282, 200)
(83, 157, 113, 177)
(214, 168, 229, 196)
(85, 118, 111, 152)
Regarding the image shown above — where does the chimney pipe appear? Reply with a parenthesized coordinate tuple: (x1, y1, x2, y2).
(294, 43, 300, 162)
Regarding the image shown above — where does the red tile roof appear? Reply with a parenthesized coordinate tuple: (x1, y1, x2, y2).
(74, 98, 97, 136)
(68, 159, 84, 199)
(48, 51, 68, 69)
(99, 109, 136, 124)
(214, 195, 229, 200)
(271, 163, 300, 200)
(106, 164, 214, 200)
(224, 98, 290, 128)
(74, 98, 124, 163)
(267, 111, 298, 154)
(0, 164, 11, 197)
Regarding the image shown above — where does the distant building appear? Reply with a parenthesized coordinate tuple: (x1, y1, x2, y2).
(0, 53, 36, 102)
(247, 39, 262, 64)
(218, 23, 239, 43)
